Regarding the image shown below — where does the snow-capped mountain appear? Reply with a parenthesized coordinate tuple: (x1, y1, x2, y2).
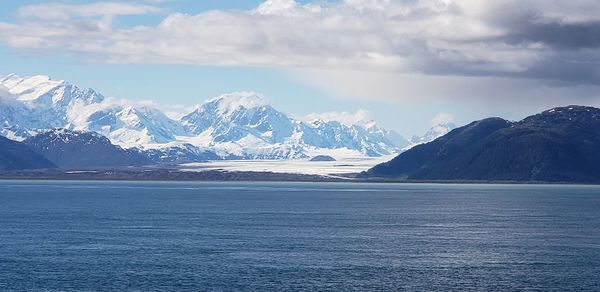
(0, 74, 407, 160)
(181, 92, 299, 156)
(181, 92, 406, 158)
(74, 103, 186, 147)
(0, 74, 187, 147)
(0, 85, 33, 140)
(404, 122, 457, 150)
(1, 74, 104, 129)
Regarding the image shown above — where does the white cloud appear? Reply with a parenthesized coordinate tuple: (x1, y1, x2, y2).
(256, 0, 308, 16)
(161, 104, 189, 120)
(0, 0, 599, 106)
(344, 0, 389, 11)
(142, 0, 174, 3)
(430, 112, 454, 126)
(288, 67, 600, 105)
(0, 0, 578, 74)
(0, 84, 13, 102)
(18, 2, 164, 20)
(304, 109, 373, 127)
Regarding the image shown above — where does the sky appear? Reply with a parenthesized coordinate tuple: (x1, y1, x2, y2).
(1, 0, 600, 137)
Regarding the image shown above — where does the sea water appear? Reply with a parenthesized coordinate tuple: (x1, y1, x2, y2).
(0, 181, 599, 291)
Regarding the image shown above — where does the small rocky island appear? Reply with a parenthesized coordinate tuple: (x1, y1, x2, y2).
(310, 155, 336, 162)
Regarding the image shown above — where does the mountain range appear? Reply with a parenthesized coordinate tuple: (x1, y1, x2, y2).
(1, 76, 598, 184)
(0, 74, 409, 161)
(364, 106, 600, 183)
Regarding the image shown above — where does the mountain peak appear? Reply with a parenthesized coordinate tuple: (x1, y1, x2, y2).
(521, 105, 600, 131)
(547, 105, 597, 111)
(1, 74, 63, 86)
(206, 92, 269, 113)
(0, 73, 17, 82)
(0, 74, 104, 107)
(542, 105, 600, 117)
(406, 122, 457, 150)
(1, 74, 65, 101)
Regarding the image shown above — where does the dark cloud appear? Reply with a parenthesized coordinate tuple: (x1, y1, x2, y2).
(507, 20, 600, 49)
(523, 50, 600, 85)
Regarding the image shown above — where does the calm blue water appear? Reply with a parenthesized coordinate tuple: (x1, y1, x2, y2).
(0, 181, 599, 291)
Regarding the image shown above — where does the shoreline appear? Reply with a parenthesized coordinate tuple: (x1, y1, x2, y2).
(0, 169, 599, 186)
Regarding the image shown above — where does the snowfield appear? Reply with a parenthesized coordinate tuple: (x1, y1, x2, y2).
(180, 155, 395, 177)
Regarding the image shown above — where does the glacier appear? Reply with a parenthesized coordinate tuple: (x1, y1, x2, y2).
(0, 74, 408, 161)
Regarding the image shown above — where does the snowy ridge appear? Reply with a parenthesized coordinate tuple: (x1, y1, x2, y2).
(404, 122, 457, 151)
(0, 74, 408, 160)
(37, 128, 105, 145)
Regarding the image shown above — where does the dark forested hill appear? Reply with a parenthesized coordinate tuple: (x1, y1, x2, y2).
(0, 136, 55, 170)
(364, 106, 600, 183)
(23, 129, 151, 169)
